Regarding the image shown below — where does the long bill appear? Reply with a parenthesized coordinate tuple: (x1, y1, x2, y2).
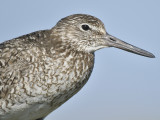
(104, 34, 155, 58)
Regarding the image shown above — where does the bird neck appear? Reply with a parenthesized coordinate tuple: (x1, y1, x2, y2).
(48, 46, 95, 95)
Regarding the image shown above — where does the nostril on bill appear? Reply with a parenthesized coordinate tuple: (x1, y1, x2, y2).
(110, 37, 116, 42)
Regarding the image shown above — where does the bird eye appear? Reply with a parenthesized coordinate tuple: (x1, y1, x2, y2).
(81, 24, 90, 31)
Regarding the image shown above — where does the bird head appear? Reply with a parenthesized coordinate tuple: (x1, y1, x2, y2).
(51, 14, 155, 58)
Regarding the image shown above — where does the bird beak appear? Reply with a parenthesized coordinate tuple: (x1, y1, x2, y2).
(104, 34, 155, 58)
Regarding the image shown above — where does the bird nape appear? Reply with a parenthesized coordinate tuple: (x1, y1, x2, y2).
(0, 14, 155, 120)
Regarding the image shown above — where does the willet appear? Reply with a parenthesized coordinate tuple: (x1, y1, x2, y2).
(0, 14, 155, 120)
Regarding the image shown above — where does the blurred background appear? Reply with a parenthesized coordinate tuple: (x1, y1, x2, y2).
(0, 0, 159, 120)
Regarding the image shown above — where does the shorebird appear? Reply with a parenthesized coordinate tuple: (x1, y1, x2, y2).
(0, 14, 155, 120)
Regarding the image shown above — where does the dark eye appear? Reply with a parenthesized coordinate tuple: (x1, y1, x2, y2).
(81, 24, 90, 31)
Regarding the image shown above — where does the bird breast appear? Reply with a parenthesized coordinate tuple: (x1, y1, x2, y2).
(39, 47, 95, 105)
(0, 45, 95, 119)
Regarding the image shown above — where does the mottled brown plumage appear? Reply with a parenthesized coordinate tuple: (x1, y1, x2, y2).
(0, 14, 154, 120)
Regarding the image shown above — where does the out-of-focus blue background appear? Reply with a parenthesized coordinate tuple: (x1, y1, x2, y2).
(0, 0, 159, 120)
